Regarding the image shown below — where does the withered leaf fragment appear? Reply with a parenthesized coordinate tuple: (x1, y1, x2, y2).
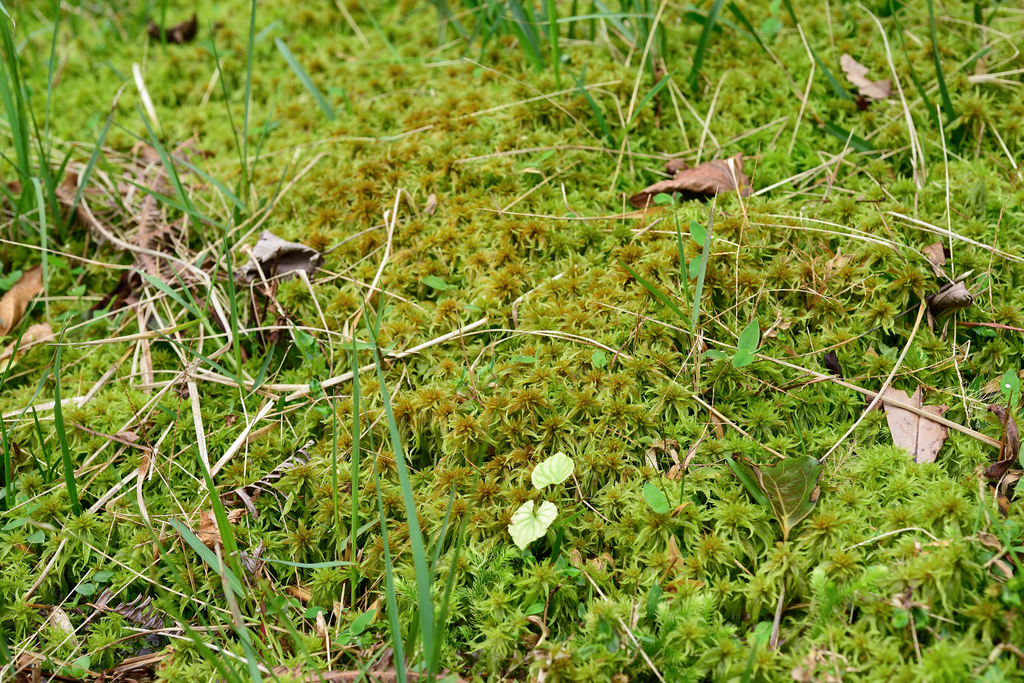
(926, 281, 973, 317)
(823, 350, 843, 377)
(988, 404, 1020, 464)
(630, 153, 750, 209)
(236, 231, 324, 283)
(196, 508, 245, 549)
(0, 266, 42, 336)
(840, 54, 891, 100)
(147, 14, 198, 44)
(921, 242, 949, 278)
(879, 386, 949, 464)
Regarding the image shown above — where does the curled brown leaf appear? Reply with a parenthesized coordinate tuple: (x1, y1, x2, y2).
(823, 350, 843, 377)
(840, 54, 891, 100)
(629, 153, 750, 209)
(921, 242, 949, 278)
(988, 404, 1020, 463)
(147, 14, 198, 44)
(926, 281, 973, 317)
(0, 266, 42, 337)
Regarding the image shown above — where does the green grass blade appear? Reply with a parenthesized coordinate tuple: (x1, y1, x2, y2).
(726, 3, 767, 53)
(892, 8, 939, 131)
(69, 111, 113, 222)
(691, 196, 716, 329)
(275, 38, 336, 120)
(725, 455, 770, 507)
(52, 336, 82, 516)
(349, 335, 362, 605)
(507, 0, 545, 68)
(819, 121, 873, 152)
(926, 0, 956, 122)
(138, 271, 204, 318)
(688, 0, 724, 92)
(168, 519, 246, 595)
(241, 0, 257, 208)
(628, 69, 675, 126)
(619, 259, 688, 324)
(780, 0, 851, 100)
(363, 308, 435, 666)
(572, 65, 614, 145)
(372, 447, 407, 683)
(547, 0, 561, 87)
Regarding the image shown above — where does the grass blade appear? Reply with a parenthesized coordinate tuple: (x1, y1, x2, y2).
(725, 455, 770, 507)
(363, 307, 435, 669)
(892, 8, 940, 131)
(628, 69, 675, 126)
(349, 335, 362, 605)
(688, 0, 724, 92)
(168, 519, 246, 596)
(52, 335, 82, 517)
(820, 121, 873, 152)
(547, 0, 561, 87)
(780, 0, 852, 101)
(926, 0, 956, 122)
(619, 259, 688, 324)
(691, 195, 716, 329)
(275, 38, 336, 120)
(572, 65, 614, 145)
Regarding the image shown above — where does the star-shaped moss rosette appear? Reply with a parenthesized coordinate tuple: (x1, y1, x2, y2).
(508, 452, 575, 550)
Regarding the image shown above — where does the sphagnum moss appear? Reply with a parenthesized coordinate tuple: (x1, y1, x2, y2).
(0, 0, 1023, 681)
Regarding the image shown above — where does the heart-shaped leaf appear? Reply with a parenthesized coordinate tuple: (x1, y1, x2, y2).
(737, 319, 760, 353)
(689, 219, 706, 247)
(532, 451, 575, 489)
(741, 456, 823, 541)
(732, 348, 755, 368)
(508, 500, 558, 549)
(643, 482, 671, 514)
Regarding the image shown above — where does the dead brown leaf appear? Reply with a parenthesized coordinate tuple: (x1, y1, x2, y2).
(629, 153, 750, 209)
(0, 266, 42, 336)
(879, 386, 949, 463)
(425, 193, 437, 215)
(236, 231, 324, 283)
(840, 54, 891, 100)
(196, 508, 245, 548)
(147, 14, 198, 44)
(823, 350, 843, 377)
(0, 322, 52, 373)
(922, 242, 949, 278)
(984, 458, 1016, 481)
(287, 585, 312, 603)
(988, 404, 1020, 463)
(926, 281, 973, 317)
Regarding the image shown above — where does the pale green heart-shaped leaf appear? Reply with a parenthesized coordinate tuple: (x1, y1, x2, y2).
(508, 500, 558, 550)
(740, 456, 823, 542)
(532, 451, 575, 489)
(643, 482, 671, 514)
(732, 348, 755, 368)
(737, 319, 760, 353)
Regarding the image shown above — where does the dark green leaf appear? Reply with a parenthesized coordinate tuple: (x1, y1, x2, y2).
(740, 456, 823, 541)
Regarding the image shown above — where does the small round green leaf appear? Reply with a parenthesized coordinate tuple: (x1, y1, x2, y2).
(737, 319, 760, 353)
(532, 451, 575, 489)
(508, 500, 558, 550)
(591, 349, 607, 368)
(422, 275, 449, 291)
(653, 192, 675, 206)
(643, 482, 671, 514)
(732, 348, 755, 368)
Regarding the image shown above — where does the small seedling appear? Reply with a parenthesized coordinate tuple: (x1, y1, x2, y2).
(508, 451, 575, 549)
(705, 319, 760, 368)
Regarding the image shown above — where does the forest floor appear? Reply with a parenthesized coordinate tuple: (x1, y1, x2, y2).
(0, 0, 1023, 681)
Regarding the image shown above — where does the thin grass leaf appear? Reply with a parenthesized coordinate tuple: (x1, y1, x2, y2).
(363, 308, 435, 667)
(780, 0, 852, 101)
(52, 334, 81, 516)
(820, 121, 873, 152)
(572, 65, 614, 145)
(691, 196, 716, 329)
(241, 0, 257, 209)
(892, 8, 940, 131)
(371, 442, 406, 683)
(724, 454, 770, 507)
(353, 0, 401, 61)
(628, 69, 675, 126)
(619, 259, 688, 324)
(69, 112, 113, 222)
(168, 519, 246, 595)
(507, 0, 545, 69)
(688, 0, 724, 92)
(275, 38, 336, 120)
(349, 335, 362, 605)
(156, 331, 241, 385)
(726, 3, 768, 53)
(926, 0, 956, 122)
(547, 0, 561, 87)
(138, 272, 203, 318)
(593, 0, 634, 43)
(259, 557, 353, 569)
(193, 442, 246, 594)
(138, 110, 199, 216)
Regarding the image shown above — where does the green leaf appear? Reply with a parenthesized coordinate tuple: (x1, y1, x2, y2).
(737, 319, 760, 352)
(1, 517, 28, 530)
(892, 608, 910, 629)
(619, 259, 688, 323)
(422, 275, 450, 291)
(591, 349, 607, 368)
(732, 348, 755, 368)
(653, 193, 674, 206)
(508, 500, 558, 549)
(643, 482, 671, 514)
(646, 584, 664, 620)
(93, 570, 114, 583)
(532, 451, 575, 489)
(725, 455, 770, 507)
(303, 605, 328, 619)
(1000, 369, 1019, 402)
(526, 602, 545, 616)
(689, 219, 706, 247)
(349, 609, 375, 636)
(740, 456, 823, 541)
(689, 0, 725, 91)
(511, 355, 537, 364)
(704, 349, 729, 361)
(75, 582, 97, 596)
(26, 529, 44, 544)
(819, 121, 873, 152)
(168, 519, 245, 596)
(628, 69, 676, 126)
